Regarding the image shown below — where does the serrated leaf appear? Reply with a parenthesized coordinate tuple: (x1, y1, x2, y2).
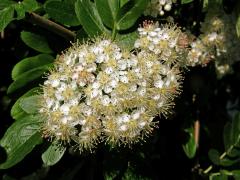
(21, 31, 53, 53)
(208, 149, 221, 165)
(11, 87, 41, 120)
(42, 142, 66, 166)
(20, 95, 42, 114)
(75, 0, 108, 37)
(116, 0, 147, 30)
(12, 54, 54, 80)
(181, 0, 193, 4)
(96, 0, 120, 29)
(182, 127, 196, 159)
(7, 64, 53, 94)
(14, 0, 38, 20)
(0, 115, 43, 169)
(45, 1, 80, 26)
(0, 6, 14, 32)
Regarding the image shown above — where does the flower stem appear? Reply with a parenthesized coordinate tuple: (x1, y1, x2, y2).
(25, 12, 76, 41)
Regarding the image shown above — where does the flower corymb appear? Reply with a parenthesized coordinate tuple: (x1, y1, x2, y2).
(39, 34, 182, 152)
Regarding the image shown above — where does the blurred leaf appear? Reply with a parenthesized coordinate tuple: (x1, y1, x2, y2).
(12, 54, 54, 81)
(223, 113, 240, 155)
(75, 0, 108, 37)
(42, 141, 66, 166)
(20, 95, 42, 114)
(45, 0, 80, 26)
(236, 15, 240, 38)
(182, 127, 196, 159)
(0, 6, 14, 32)
(11, 87, 41, 120)
(208, 149, 221, 165)
(209, 173, 227, 180)
(181, 0, 193, 4)
(116, 31, 137, 50)
(21, 31, 53, 53)
(0, 0, 15, 10)
(7, 64, 53, 94)
(0, 115, 43, 169)
(232, 170, 240, 179)
(120, 0, 129, 7)
(96, 0, 120, 29)
(116, 0, 147, 30)
(14, 0, 38, 20)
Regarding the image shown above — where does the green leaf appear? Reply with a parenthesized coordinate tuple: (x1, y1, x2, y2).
(208, 149, 221, 165)
(21, 31, 53, 53)
(0, 6, 14, 32)
(96, 0, 120, 29)
(0, 0, 15, 10)
(223, 113, 240, 153)
(14, 0, 38, 20)
(45, 1, 80, 26)
(116, 31, 138, 51)
(182, 127, 196, 159)
(236, 15, 240, 38)
(116, 0, 147, 30)
(42, 141, 66, 166)
(120, 0, 129, 7)
(12, 54, 54, 81)
(75, 0, 108, 37)
(11, 87, 41, 120)
(181, 0, 194, 4)
(209, 173, 227, 180)
(0, 115, 43, 169)
(7, 64, 53, 94)
(20, 95, 42, 114)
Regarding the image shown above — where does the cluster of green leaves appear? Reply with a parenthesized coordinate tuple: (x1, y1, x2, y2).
(0, 0, 149, 171)
(206, 112, 240, 179)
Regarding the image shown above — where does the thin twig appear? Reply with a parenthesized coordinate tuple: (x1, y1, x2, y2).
(25, 12, 76, 41)
(194, 120, 200, 148)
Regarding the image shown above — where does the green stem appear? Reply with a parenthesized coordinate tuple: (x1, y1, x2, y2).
(111, 23, 117, 41)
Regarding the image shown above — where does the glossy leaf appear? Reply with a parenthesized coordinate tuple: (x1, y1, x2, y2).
(75, 0, 108, 37)
(7, 64, 53, 94)
(11, 87, 41, 120)
(236, 15, 240, 38)
(0, 6, 14, 32)
(0, 115, 43, 169)
(21, 31, 53, 53)
(12, 54, 54, 81)
(42, 141, 66, 166)
(116, 0, 147, 30)
(96, 0, 120, 29)
(20, 95, 42, 114)
(45, 1, 80, 26)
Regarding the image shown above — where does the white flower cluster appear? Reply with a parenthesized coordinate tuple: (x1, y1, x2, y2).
(144, 0, 175, 17)
(39, 35, 182, 151)
(134, 21, 192, 67)
(185, 6, 240, 75)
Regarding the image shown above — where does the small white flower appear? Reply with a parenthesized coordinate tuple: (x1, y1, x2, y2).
(119, 125, 127, 131)
(119, 76, 128, 83)
(154, 79, 164, 88)
(101, 95, 111, 106)
(60, 104, 70, 115)
(52, 79, 60, 87)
